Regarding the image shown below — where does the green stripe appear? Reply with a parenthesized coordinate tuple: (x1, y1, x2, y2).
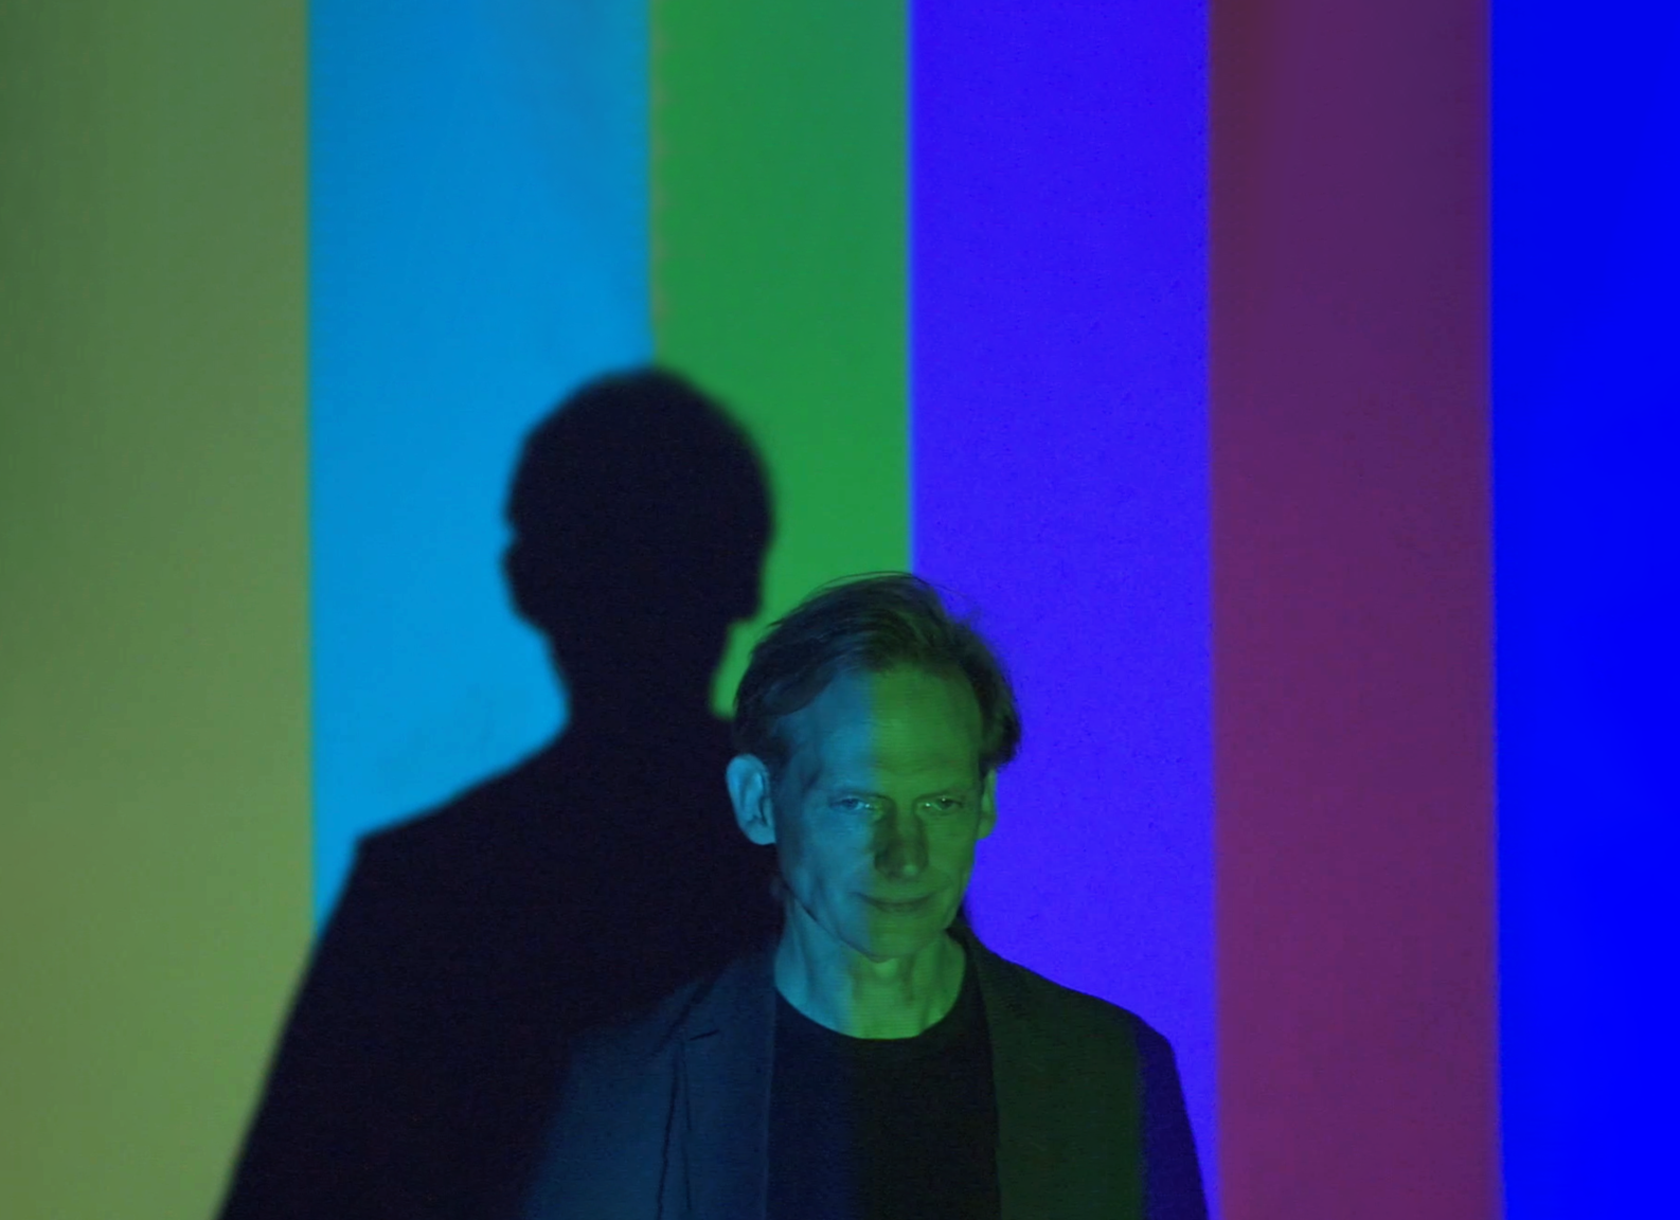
(0, 5, 310, 1217)
(651, 0, 910, 710)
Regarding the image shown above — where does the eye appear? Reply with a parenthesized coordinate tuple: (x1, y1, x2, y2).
(925, 796, 966, 814)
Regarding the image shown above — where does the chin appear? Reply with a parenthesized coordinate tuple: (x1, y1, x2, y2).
(853, 922, 940, 958)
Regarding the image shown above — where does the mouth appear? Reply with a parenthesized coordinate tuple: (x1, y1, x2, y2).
(863, 893, 936, 915)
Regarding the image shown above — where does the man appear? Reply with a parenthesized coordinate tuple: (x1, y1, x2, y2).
(523, 573, 1206, 1220)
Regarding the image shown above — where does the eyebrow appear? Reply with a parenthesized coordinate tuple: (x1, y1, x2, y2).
(825, 782, 975, 800)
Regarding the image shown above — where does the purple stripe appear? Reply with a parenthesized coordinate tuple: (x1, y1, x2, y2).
(909, 0, 1213, 1203)
(1211, 0, 1496, 1213)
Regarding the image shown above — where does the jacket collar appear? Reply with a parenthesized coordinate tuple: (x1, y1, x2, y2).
(672, 938, 776, 1219)
(671, 923, 1130, 1220)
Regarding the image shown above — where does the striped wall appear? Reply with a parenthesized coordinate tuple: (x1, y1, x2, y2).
(0, 6, 310, 1218)
(4, 2, 1674, 1217)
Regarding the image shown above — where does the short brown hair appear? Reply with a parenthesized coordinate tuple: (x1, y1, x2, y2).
(732, 573, 1021, 783)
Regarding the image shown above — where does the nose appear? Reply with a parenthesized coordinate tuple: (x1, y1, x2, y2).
(872, 808, 929, 880)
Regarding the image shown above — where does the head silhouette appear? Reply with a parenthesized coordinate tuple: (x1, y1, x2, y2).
(504, 368, 772, 723)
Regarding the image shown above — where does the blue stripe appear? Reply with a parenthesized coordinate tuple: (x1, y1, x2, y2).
(1494, 3, 1680, 1213)
(910, 1, 1214, 1205)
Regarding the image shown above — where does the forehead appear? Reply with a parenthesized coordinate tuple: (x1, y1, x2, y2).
(785, 664, 982, 781)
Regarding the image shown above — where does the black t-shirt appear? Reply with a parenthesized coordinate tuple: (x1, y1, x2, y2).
(766, 938, 1001, 1220)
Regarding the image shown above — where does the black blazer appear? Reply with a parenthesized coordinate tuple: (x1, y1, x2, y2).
(523, 924, 1206, 1220)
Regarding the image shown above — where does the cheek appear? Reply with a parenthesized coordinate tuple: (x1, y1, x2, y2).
(779, 812, 833, 871)
(788, 819, 871, 884)
(937, 831, 983, 872)
(943, 840, 977, 870)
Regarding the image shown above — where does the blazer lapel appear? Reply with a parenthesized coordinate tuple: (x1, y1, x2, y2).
(665, 926, 1146, 1220)
(958, 926, 1146, 1220)
(672, 942, 776, 1220)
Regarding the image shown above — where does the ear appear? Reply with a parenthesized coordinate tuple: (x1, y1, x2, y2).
(976, 769, 999, 842)
(727, 754, 778, 846)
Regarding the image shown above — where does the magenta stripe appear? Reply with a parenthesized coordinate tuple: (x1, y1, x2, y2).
(1211, 1, 1498, 1215)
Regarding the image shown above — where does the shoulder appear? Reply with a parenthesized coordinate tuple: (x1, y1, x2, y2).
(348, 751, 558, 885)
(569, 976, 706, 1067)
(971, 936, 1179, 1063)
(568, 944, 760, 1069)
(527, 973, 721, 1220)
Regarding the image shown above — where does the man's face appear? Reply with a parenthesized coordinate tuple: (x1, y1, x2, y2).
(765, 664, 998, 963)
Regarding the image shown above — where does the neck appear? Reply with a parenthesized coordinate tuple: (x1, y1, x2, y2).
(773, 910, 965, 1039)
(553, 644, 723, 729)
(561, 678, 719, 735)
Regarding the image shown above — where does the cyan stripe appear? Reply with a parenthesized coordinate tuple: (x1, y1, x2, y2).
(310, 0, 651, 919)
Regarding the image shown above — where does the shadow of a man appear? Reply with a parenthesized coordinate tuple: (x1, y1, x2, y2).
(219, 368, 782, 1220)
